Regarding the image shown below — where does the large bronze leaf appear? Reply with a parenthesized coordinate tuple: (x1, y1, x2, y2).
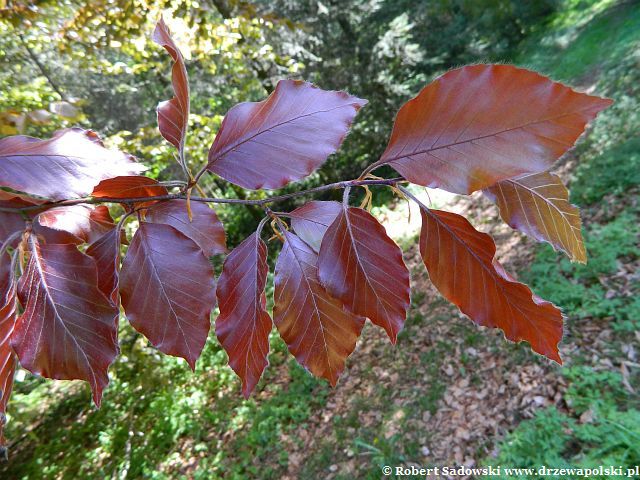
(11, 237, 119, 405)
(485, 172, 586, 263)
(380, 64, 611, 194)
(0, 129, 144, 201)
(419, 206, 563, 362)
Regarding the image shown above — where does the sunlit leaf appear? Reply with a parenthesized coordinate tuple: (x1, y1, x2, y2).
(380, 64, 612, 194)
(153, 17, 190, 157)
(91, 175, 168, 200)
(485, 171, 586, 263)
(38, 205, 117, 244)
(0, 129, 145, 201)
(419, 205, 563, 362)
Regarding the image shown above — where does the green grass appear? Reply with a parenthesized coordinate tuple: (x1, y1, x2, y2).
(3, 328, 328, 480)
(521, 208, 639, 324)
(483, 367, 640, 479)
(299, 300, 453, 479)
(571, 137, 640, 204)
(519, 0, 640, 82)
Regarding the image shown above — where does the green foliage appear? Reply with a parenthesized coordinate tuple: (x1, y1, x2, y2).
(520, 0, 640, 82)
(263, 0, 558, 188)
(484, 366, 640, 479)
(522, 208, 639, 323)
(210, 358, 329, 479)
(4, 324, 328, 480)
(571, 137, 640, 204)
(564, 366, 630, 414)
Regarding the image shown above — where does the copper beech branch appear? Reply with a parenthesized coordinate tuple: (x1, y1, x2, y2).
(0, 177, 406, 214)
(0, 16, 614, 451)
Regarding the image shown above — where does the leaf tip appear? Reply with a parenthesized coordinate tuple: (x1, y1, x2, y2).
(572, 254, 588, 265)
(154, 15, 168, 36)
(241, 384, 253, 400)
(187, 357, 197, 372)
(92, 388, 104, 409)
(384, 322, 403, 345)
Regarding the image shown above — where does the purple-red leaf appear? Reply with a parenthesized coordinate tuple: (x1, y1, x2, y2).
(153, 17, 189, 155)
(380, 64, 612, 194)
(91, 175, 168, 200)
(32, 222, 84, 245)
(147, 200, 226, 256)
(11, 236, 119, 406)
(119, 223, 216, 368)
(0, 191, 87, 247)
(289, 200, 341, 252)
(86, 229, 121, 305)
(0, 128, 144, 201)
(207, 80, 366, 190)
(275, 231, 365, 386)
(215, 232, 271, 398)
(37, 204, 116, 244)
(419, 205, 563, 362)
(0, 253, 17, 450)
(0, 190, 44, 248)
(0, 190, 45, 209)
(485, 172, 586, 263)
(0, 213, 23, 249)
(318, 207, 410, 343)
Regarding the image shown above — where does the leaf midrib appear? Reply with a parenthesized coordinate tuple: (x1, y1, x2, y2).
(29, 239, 97, 385)
(384, 106, 599, 163)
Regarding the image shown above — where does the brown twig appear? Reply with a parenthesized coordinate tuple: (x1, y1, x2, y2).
(1, 177, 406, 214)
